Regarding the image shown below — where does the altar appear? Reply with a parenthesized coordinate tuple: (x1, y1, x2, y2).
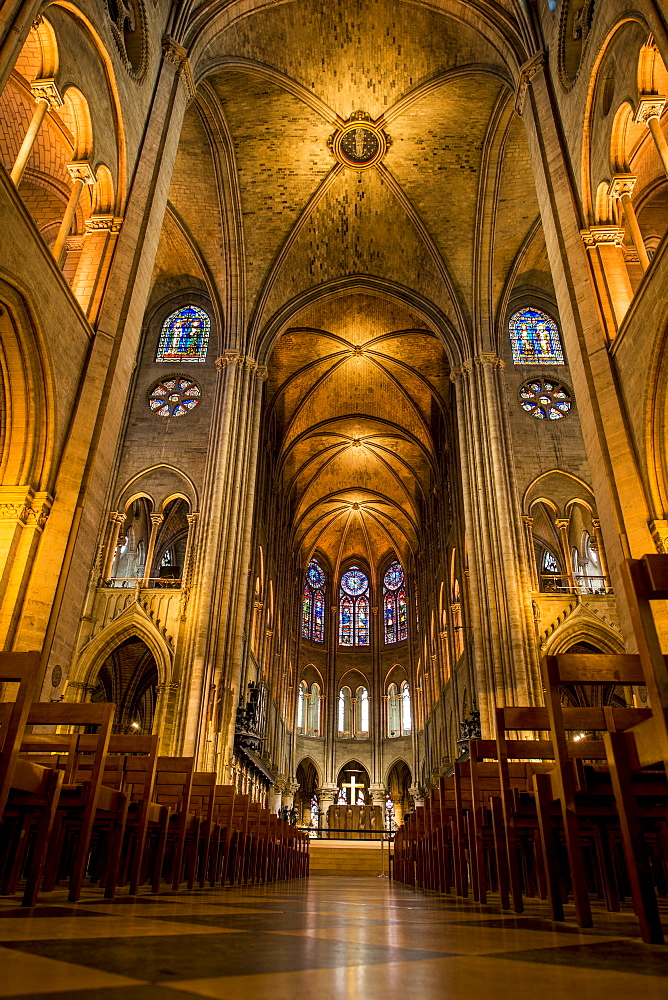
(327, 804, 384, 839)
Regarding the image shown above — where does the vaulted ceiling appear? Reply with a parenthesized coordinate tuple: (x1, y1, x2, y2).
(154, 0, 550, 572)
(266, 293, 449, 570)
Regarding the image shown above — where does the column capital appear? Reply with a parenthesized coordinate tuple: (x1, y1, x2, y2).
(634, 95, 666, 125)
(149, 512, 164, 525)
(555, 517, 570, 530)
(0, 487, 52, 529)
(255, 365, 269, 381)
(66, 161, 95, 185)
(649, 519, 668, 554)
(186, 511, 199, 525)
(608, 173, 637, 199)
(521, 514, 534, 526)
(162, 36, 195, 103)
(30, 77, 63, 109)
(84, 214, 123, 234)
(515, 50, 546, 116)
(580, 225, 625, 248)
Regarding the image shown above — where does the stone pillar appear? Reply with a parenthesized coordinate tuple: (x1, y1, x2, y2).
(590, 518, 610, 590)
(100, 511, 126, 582)
(452, 355, 540, 734)
(579, 227, 633, 333)
(282, 780, 299, 811)
(53, 162, 95, 266)
(369, 783, 386, 807)
(318, 784, 337, 830)
(555, 518, 576, 592)
(522, 515, 539, 590)
(635, 96, 668, 179)
(142, 513, 163, 586)
(268, 783, 284, 814)
(154, 682, 179, 752)
(10, 78, 62, 185)
(0, 0, 44, 95)
(71, 215, 124, 323)
(409, 785, 424, 808)
(608, 174, 650, 273)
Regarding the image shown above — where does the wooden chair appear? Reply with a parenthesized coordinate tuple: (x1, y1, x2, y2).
(20, 701, 116, 903)
(150, 756, 195, 892)
(0, 651, 43, 820)
(208, 784, 236, 886)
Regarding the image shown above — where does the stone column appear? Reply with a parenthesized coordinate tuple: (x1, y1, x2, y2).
(608, 174, 650, 272)
(53, 162, 95, 266)
(268, 783, 283, 814)
(635, 96, 668, 179)
(522, 515, 539, 590)
(409, 784, 424, 808)
(555, 518, 576, 592)
(10, 78, 62, 185)
(282, 780, 299, 811)
(71, 215, 124, 323)
(100, 511, 126, 582)
(142, 513, 163, 586)
(590, 518, 610, 590)
(0, 0, 44, 95)
(452, 355, 540, 733)
(318, 784, 337, 830)
(579, 227, 633, 333)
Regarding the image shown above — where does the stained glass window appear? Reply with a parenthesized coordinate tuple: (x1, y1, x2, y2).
(383, 560, 408, 644)
(156, 306, 210, 363)
(509, 308, 564, 365)
(149, 377, 201, 417)
(519, 377, 571, 420)
(338, 565, 370, 645)
(302, 558, 326, 643)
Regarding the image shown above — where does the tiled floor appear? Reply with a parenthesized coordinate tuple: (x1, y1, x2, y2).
(0, 878, 666, 999)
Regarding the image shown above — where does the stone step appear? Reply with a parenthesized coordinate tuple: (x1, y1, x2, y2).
(308, 840, 390, 877)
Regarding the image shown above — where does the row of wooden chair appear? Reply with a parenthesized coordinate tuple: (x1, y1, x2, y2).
(393, 555, 668, 944)
(0, 659, 308, 905)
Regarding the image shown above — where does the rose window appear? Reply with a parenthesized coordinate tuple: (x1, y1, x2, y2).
(149, 377, 201, 417)
(518, 377, 571, 420)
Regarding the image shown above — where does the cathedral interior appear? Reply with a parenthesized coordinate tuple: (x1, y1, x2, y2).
(1, 0, 668, 996)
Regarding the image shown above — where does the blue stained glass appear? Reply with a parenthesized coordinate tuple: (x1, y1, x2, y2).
(303, 559, 326, 642)
(384, 561, 404, 591)
(341, 567, 368, 596)
(313, 590, 324, 642)
(357, 596, 370, 645)
(384, 592, 396, 644)
(340, 595, 354, 645)
(307, 560, 325, 588)
(302, 586, 311, 639)
(397, 586, 407, 641)
(156, 306, 210, 363)
(510, 308, 564, 365)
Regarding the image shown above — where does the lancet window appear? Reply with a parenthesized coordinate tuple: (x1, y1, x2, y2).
(509, 307, 564, 365)
(383, 560, 408, 644)
(339, 566, 370, 646)
(297, 681, 321, 736)
(302, 559, 326, 643)
(387, 682, 411, 736)
(156, 305, 210, 363)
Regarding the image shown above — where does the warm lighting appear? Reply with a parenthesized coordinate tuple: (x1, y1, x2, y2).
(131, 721, 140, 730)
(573, 732, 586, 742)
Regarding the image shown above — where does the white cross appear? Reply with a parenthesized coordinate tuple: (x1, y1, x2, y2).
(341, 773, 364, 805)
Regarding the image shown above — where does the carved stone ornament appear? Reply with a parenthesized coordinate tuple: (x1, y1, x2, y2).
(30, 78, 63, 109)
(515, 52, 546, 117)
(328, 111, 391, 170)
(634, 96, 667, 126)
(106, 0, 148, 81)
(580, 226, 625, 248)
(558, 0, 596, 90)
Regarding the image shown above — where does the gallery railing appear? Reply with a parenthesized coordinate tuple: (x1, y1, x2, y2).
(539, 574, 612, 595)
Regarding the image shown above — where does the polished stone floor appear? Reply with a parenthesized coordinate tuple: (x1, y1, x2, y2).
(0, 877, 666, 999)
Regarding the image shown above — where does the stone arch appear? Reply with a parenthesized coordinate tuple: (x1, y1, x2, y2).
(541, 604, 624, 658)
(69, 603, 173, 694)
(255, 276, 467, 370)
(0, 279, 52, 488)
(116, 464, 198, 512)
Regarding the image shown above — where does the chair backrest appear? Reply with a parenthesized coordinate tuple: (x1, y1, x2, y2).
(24, 701, 116, 792)
(212, 784, 235, 826)
(190, 771, 217, 822)
(154, 756, 195, 821)
(0, 651, 42, 817)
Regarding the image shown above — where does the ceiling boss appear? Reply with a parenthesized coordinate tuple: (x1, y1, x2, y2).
(328, 110, 391, 169)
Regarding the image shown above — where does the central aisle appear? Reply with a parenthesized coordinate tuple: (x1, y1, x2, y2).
(0, 877, 666, 999)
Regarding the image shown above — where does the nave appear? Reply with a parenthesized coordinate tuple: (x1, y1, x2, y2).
(0, 877, 666, 1000)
